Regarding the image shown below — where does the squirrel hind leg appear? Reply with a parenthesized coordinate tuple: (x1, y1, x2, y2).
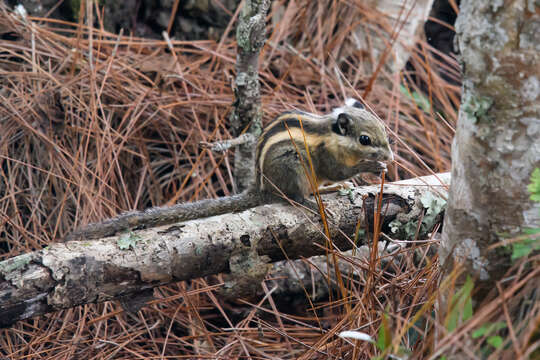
(261, 148, 313, 201)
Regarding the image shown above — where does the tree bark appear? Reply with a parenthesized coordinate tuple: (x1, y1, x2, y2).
(440, 0, 540, 296)
(230, 0, 270, 192)
(0, 173, 449, 327)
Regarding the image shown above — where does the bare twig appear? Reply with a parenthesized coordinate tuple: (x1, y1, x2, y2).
(200, 133, 256, 153)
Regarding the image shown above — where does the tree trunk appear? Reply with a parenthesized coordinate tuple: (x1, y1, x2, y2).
(440, 0, 540, 296)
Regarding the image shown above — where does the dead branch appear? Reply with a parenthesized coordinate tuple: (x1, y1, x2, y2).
(0, 173, 449, 327)
(200, 133, 256, 153)
(229, 0, 271, 191)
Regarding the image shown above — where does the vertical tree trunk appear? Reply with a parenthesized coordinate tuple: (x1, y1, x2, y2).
(230, 0, 270, 192)
(440, 0, 540, 296)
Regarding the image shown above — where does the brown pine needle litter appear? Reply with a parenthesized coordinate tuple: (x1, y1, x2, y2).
(1, 1, 538, 359)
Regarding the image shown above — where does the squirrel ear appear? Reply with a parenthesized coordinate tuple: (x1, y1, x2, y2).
(333, 113, 353, 136)
(345, 98, 364, 109)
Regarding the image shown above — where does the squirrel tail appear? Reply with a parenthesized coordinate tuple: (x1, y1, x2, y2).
(64, 190, 264, 241)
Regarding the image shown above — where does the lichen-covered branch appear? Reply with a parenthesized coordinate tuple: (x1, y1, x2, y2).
(230, 0, 270, 191)
(0, 173, 449, 327)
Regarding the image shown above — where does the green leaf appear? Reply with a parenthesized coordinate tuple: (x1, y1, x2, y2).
(487, 335, 503, 348)
(446, 308, 458, 333)
(512, 241, 534, 260)
(511, 236, 540, 261)
(463, 294, 473, 321)
(377, 313, 392, 351)
(472, 321, 507, 338)
(446, 276, 474, 332)
(472, 325, 488, 338)
(399, 85, 431, 113)
(528, 168, 540, 202)
(523, 228, 540, 235)
(492, 322, 508, 332)
(509, 169, 540, 260)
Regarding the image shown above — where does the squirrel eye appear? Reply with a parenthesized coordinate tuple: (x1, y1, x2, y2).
(359, 135, 371, 146)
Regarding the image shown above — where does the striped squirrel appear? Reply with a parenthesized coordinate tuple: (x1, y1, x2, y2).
(65, 99, 393, 241)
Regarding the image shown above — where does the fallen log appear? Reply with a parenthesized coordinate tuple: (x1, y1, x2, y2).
(0, 173, 449, 327)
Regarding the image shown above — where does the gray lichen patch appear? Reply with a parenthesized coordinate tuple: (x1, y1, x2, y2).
(220, 245, 271, 300)
(0, 253, 34, 275)
(117, 232, 143, 250)
(454, 238, 490, 281)
(420, 191, 448, 229)
(389, 191, 447, 239)
(521, 75, 539, 101)
(461, 94, 494, 124)
(236, 1, 268, 52)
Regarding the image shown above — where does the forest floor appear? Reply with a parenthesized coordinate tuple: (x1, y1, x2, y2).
(0, 1, 537, 359)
